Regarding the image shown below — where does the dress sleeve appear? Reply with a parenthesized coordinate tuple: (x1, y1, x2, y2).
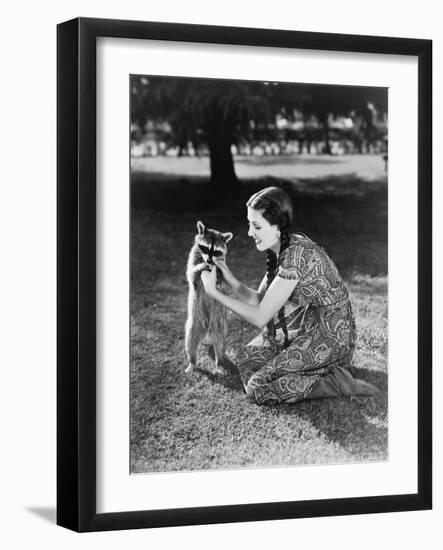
(277, 244, 313, 281)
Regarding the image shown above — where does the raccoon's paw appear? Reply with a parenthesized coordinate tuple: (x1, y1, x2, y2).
(194, 263, 208, 273)
(185, 363, 196, 374)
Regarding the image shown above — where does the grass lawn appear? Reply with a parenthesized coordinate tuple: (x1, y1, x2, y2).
(130, 154, 388, 473)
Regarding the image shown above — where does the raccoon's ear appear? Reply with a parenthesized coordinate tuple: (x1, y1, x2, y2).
(197, 221, 206, 234)
(222, 232, 233, 243)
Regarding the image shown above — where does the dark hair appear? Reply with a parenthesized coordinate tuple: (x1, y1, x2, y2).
(247, 187, 293, 347)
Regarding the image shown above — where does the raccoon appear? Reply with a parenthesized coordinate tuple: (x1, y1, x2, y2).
(185, 221, 233, 374)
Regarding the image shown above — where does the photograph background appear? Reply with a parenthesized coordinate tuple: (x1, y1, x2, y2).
(0, 1, 441, 549)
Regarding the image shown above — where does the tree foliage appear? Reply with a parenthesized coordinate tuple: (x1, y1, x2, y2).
(131, 76, 387, 186)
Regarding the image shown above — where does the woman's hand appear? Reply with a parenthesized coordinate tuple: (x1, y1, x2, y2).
(200, 265, 218, 296)
(214, 258, 234, 286)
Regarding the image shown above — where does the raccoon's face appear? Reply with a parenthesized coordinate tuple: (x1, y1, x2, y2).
(195, 221, 233, 266)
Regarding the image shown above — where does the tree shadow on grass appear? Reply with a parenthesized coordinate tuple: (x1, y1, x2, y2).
(131, 170, 386, 212)
(132, 171, 243, 212)
(131, 172, 387, 277)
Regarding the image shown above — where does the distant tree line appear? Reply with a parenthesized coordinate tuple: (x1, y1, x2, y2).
(131, 76, 387, 188)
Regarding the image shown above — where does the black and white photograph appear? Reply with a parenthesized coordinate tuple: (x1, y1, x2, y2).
(2, 1, 438, 545)
(129, 75, 389, 474)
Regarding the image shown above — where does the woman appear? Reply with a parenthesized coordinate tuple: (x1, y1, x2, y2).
(200, 186, 377, 405)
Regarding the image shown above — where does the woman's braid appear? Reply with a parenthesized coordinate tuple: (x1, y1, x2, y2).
(277, 228, 291, 348)
(265, 249, 278, 338)
(265, 227, 291, 345)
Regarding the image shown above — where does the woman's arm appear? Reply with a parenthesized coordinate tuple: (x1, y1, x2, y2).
(229, 274, 268, 306)
(215, 259, 266, 306)
(201, 268, 298, 328)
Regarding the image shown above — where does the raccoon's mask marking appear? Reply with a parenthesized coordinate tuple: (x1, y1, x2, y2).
(196, 221, 233, 267)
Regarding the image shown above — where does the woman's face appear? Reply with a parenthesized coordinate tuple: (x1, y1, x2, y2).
(247, 207, 280, 253)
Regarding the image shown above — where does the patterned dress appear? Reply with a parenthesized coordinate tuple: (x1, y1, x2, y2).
(235, 233, 376, 405)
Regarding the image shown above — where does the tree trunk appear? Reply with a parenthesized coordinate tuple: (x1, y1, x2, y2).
(207, 133, 238, 188)
(320, 112, 332, 155)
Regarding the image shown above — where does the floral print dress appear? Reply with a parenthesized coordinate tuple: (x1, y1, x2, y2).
(235, 233, 376, 405)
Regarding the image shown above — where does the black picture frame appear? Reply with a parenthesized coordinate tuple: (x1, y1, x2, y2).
(57, 17, 432, 532)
